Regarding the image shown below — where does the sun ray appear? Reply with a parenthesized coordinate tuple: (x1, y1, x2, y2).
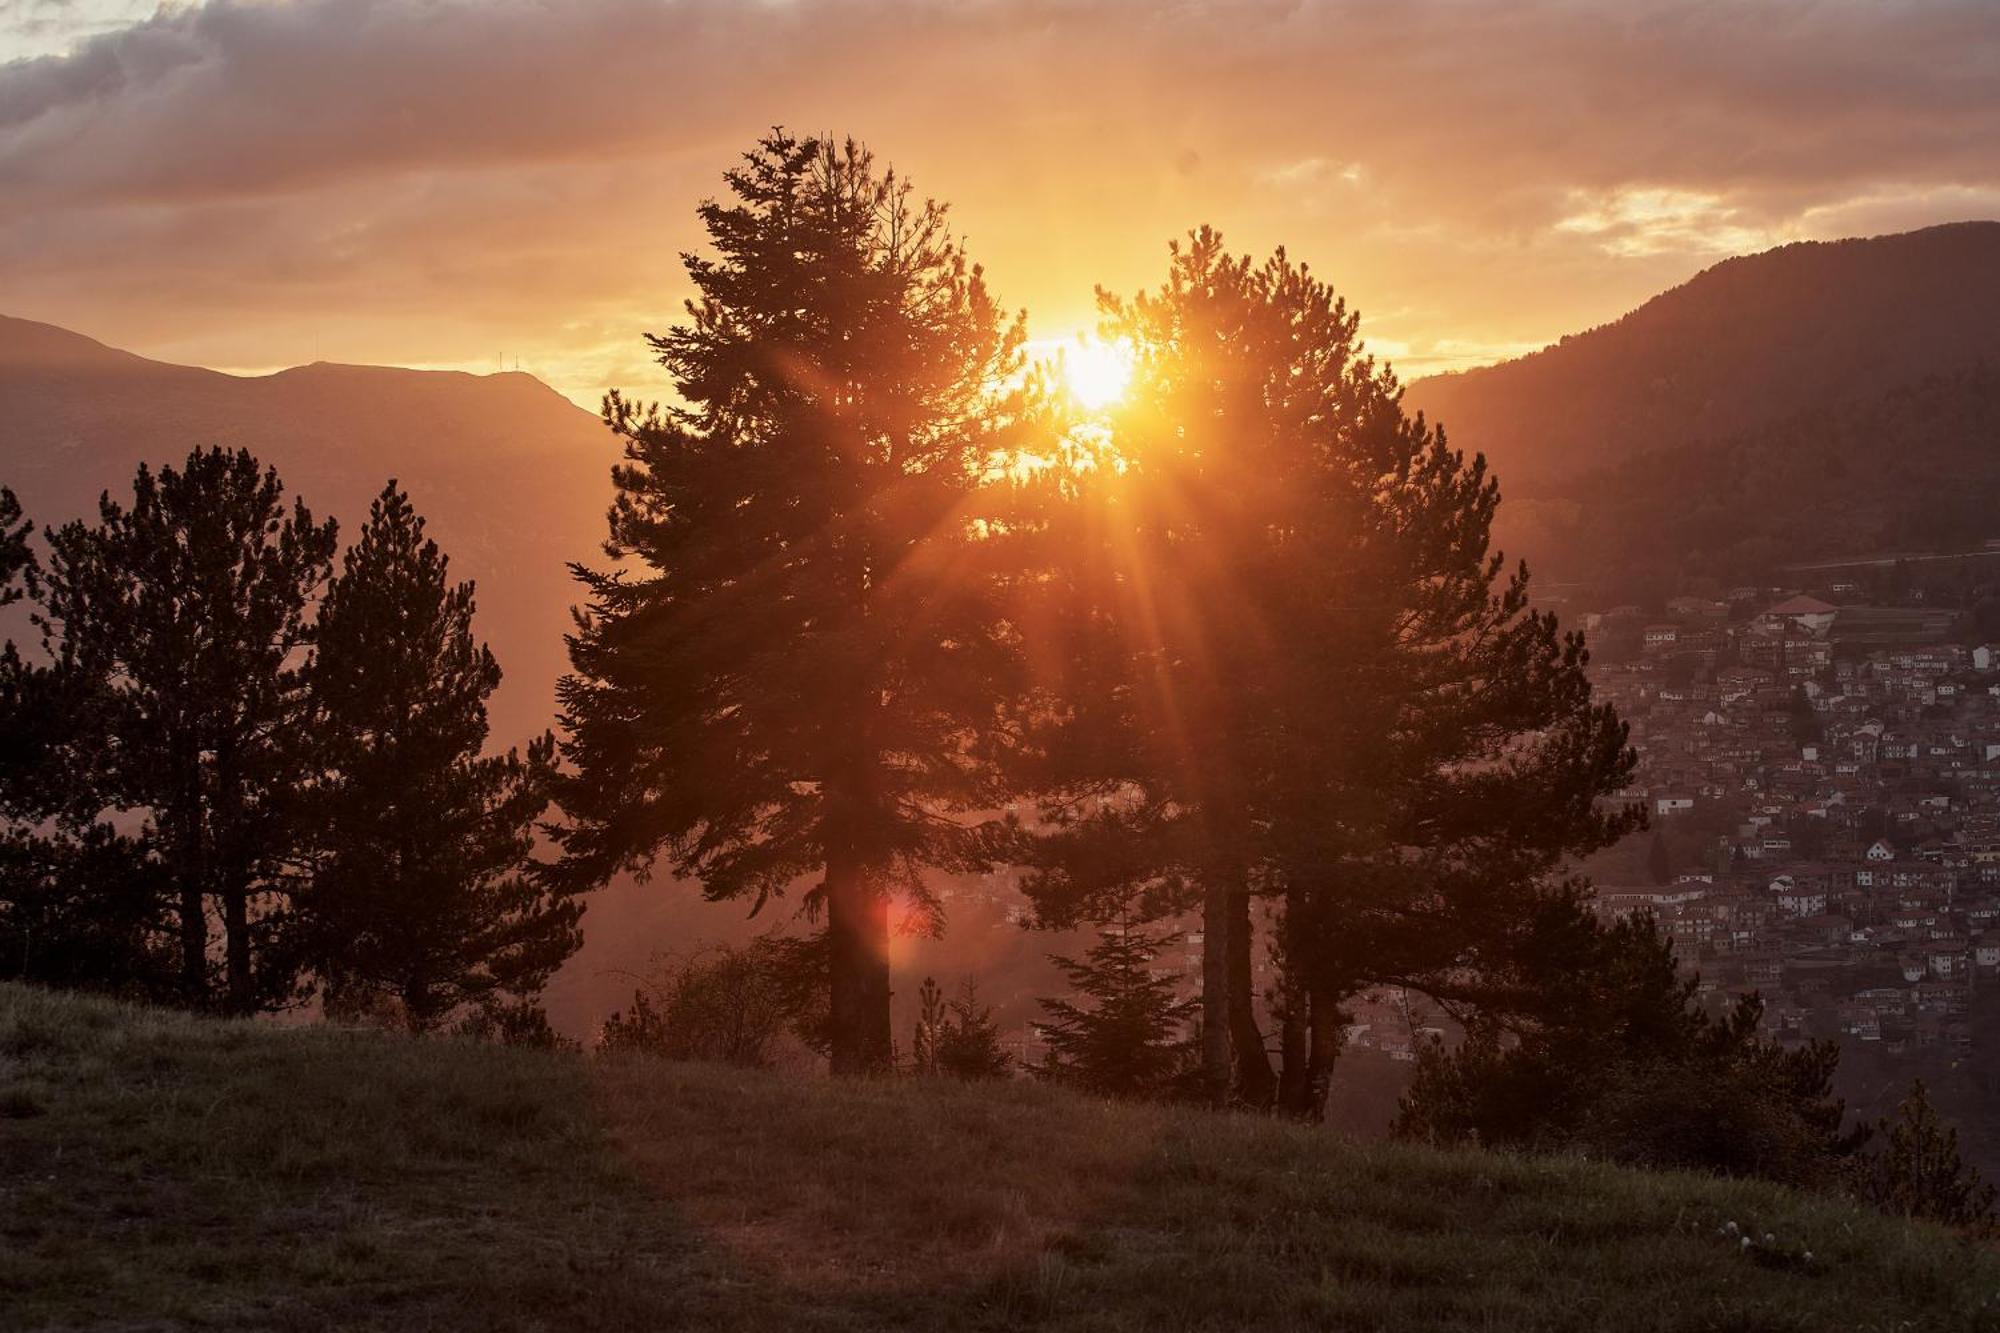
(1062, 338, 1134, 411)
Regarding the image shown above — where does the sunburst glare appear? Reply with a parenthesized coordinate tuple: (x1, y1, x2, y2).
(1062, 337, 1134, 411)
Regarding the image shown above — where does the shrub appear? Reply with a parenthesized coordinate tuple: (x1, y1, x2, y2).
(1860, 1079, 1997, 1236)
(1395, 913, 1864, 1189)
(598, 935, 820, 1067)
(912, 976, 1013, 1080)
(456, 998, 575, 1051)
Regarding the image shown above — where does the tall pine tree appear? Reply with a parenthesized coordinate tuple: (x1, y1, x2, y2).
(304, 482, 573, 1032)
(552, 132, 1028, 1074)
(1023, 231, 1638, 1113)
(0, 487, 174, 995)
(33, 449, 336, 1012)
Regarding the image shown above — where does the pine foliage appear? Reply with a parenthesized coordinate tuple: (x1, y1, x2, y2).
(1862, 1080, 1998, 1236)
(0, 487, 28, 606)
(0, 825, 176, 997)
(1022, 230, 1639, 1110)
(912, 975, 1012, 1080)
(1035, 923, 1196, 1099)
(552, 131, 1028, 1073)
(30, 448, 336, 1012)
(303, 482, 572, 1031)
(1394, 911, 1864, 1188)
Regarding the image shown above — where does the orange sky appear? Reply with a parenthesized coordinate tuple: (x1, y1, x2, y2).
(3, 1, 1998, 406)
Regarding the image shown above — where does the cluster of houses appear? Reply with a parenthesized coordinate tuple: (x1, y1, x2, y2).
(1585, 590, 2000, 1057)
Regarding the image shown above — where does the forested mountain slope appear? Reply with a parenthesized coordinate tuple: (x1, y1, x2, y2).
(1406, 223, 2000, 499)
(1501, 367, 2000, 593)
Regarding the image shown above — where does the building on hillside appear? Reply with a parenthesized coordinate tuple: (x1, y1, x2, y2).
(1760, 595, 1839, 636)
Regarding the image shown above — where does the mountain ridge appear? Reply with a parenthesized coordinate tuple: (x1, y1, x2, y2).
(0, 311, 619, 751)
(1405, 221, 2000, 496)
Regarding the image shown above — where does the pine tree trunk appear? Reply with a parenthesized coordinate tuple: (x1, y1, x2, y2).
(1304, 982, 1344, 1122)
(171, 751, 208, 1007)
(1277, 1001, 1310, 1113)
(1199, 880, 1231, 1106)
(222, 885, 252, 1015)
(216, 733, 253, 1016)
(177, 869, 206, 1007)
(1228, 882, 1276, 1108)
(1276, 887, 1310, 1115)
(402, 979, 437, 1034)
(826, 848, 892, 1076)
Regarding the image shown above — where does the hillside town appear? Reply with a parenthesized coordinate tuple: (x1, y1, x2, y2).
(1579, 587, 2000, 1068)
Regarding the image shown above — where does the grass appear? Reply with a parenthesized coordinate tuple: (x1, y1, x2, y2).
(4, 983, 1999, 1331)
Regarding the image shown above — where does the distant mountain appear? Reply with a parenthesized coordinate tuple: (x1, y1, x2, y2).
(0, 314, 619, 748)
(1522, 366, 2000, 595)
(1405, 222, 2000, 497)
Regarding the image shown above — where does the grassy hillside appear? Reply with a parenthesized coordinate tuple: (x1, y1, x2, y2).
(3, 983, 1996, 1331)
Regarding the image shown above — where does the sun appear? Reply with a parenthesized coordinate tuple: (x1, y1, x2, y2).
(1063, 338, 1134, 411)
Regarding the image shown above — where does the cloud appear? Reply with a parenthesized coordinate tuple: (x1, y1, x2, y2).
(0, 0, 1995, 401)
(0, 0, 165, 62)
(1553, 188, 1787, 259)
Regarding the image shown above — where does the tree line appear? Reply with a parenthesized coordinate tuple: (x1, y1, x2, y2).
(548, 131, 1641, 1110)
(0, 459, 576, 1034)
(545, 131, 1995, 1226)
(2, 129, 1990, 1232)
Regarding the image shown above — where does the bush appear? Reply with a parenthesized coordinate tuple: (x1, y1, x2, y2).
(1394, 913, 1864, 1189)
(0, 828, 180, 1002)
(598, 934, 821, 1067)
(1860, 1080, 1997, 1236)
(456, 998, 575, 1051)
(912, 976, 1012, 1080)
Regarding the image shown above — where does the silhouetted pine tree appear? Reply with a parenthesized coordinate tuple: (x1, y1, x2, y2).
(303, 482, 572, 1032)
(1022, 231, 1638, 1113)
(1395, 910, 1863, 1187)
(33, 449, 336, 1012)
(1788, 685, 1824, 745)
(912, 975, 949, 1076)
(914, 975, 1012, 1079)
(0, 484, 49, 803)
(0, 824, 175, 996)
(1035, 922, 1196, 1099)
(0, 488, 174, 993)
(1864, 1079, 1997, 1235)
(553, 131, 1027, 1075)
